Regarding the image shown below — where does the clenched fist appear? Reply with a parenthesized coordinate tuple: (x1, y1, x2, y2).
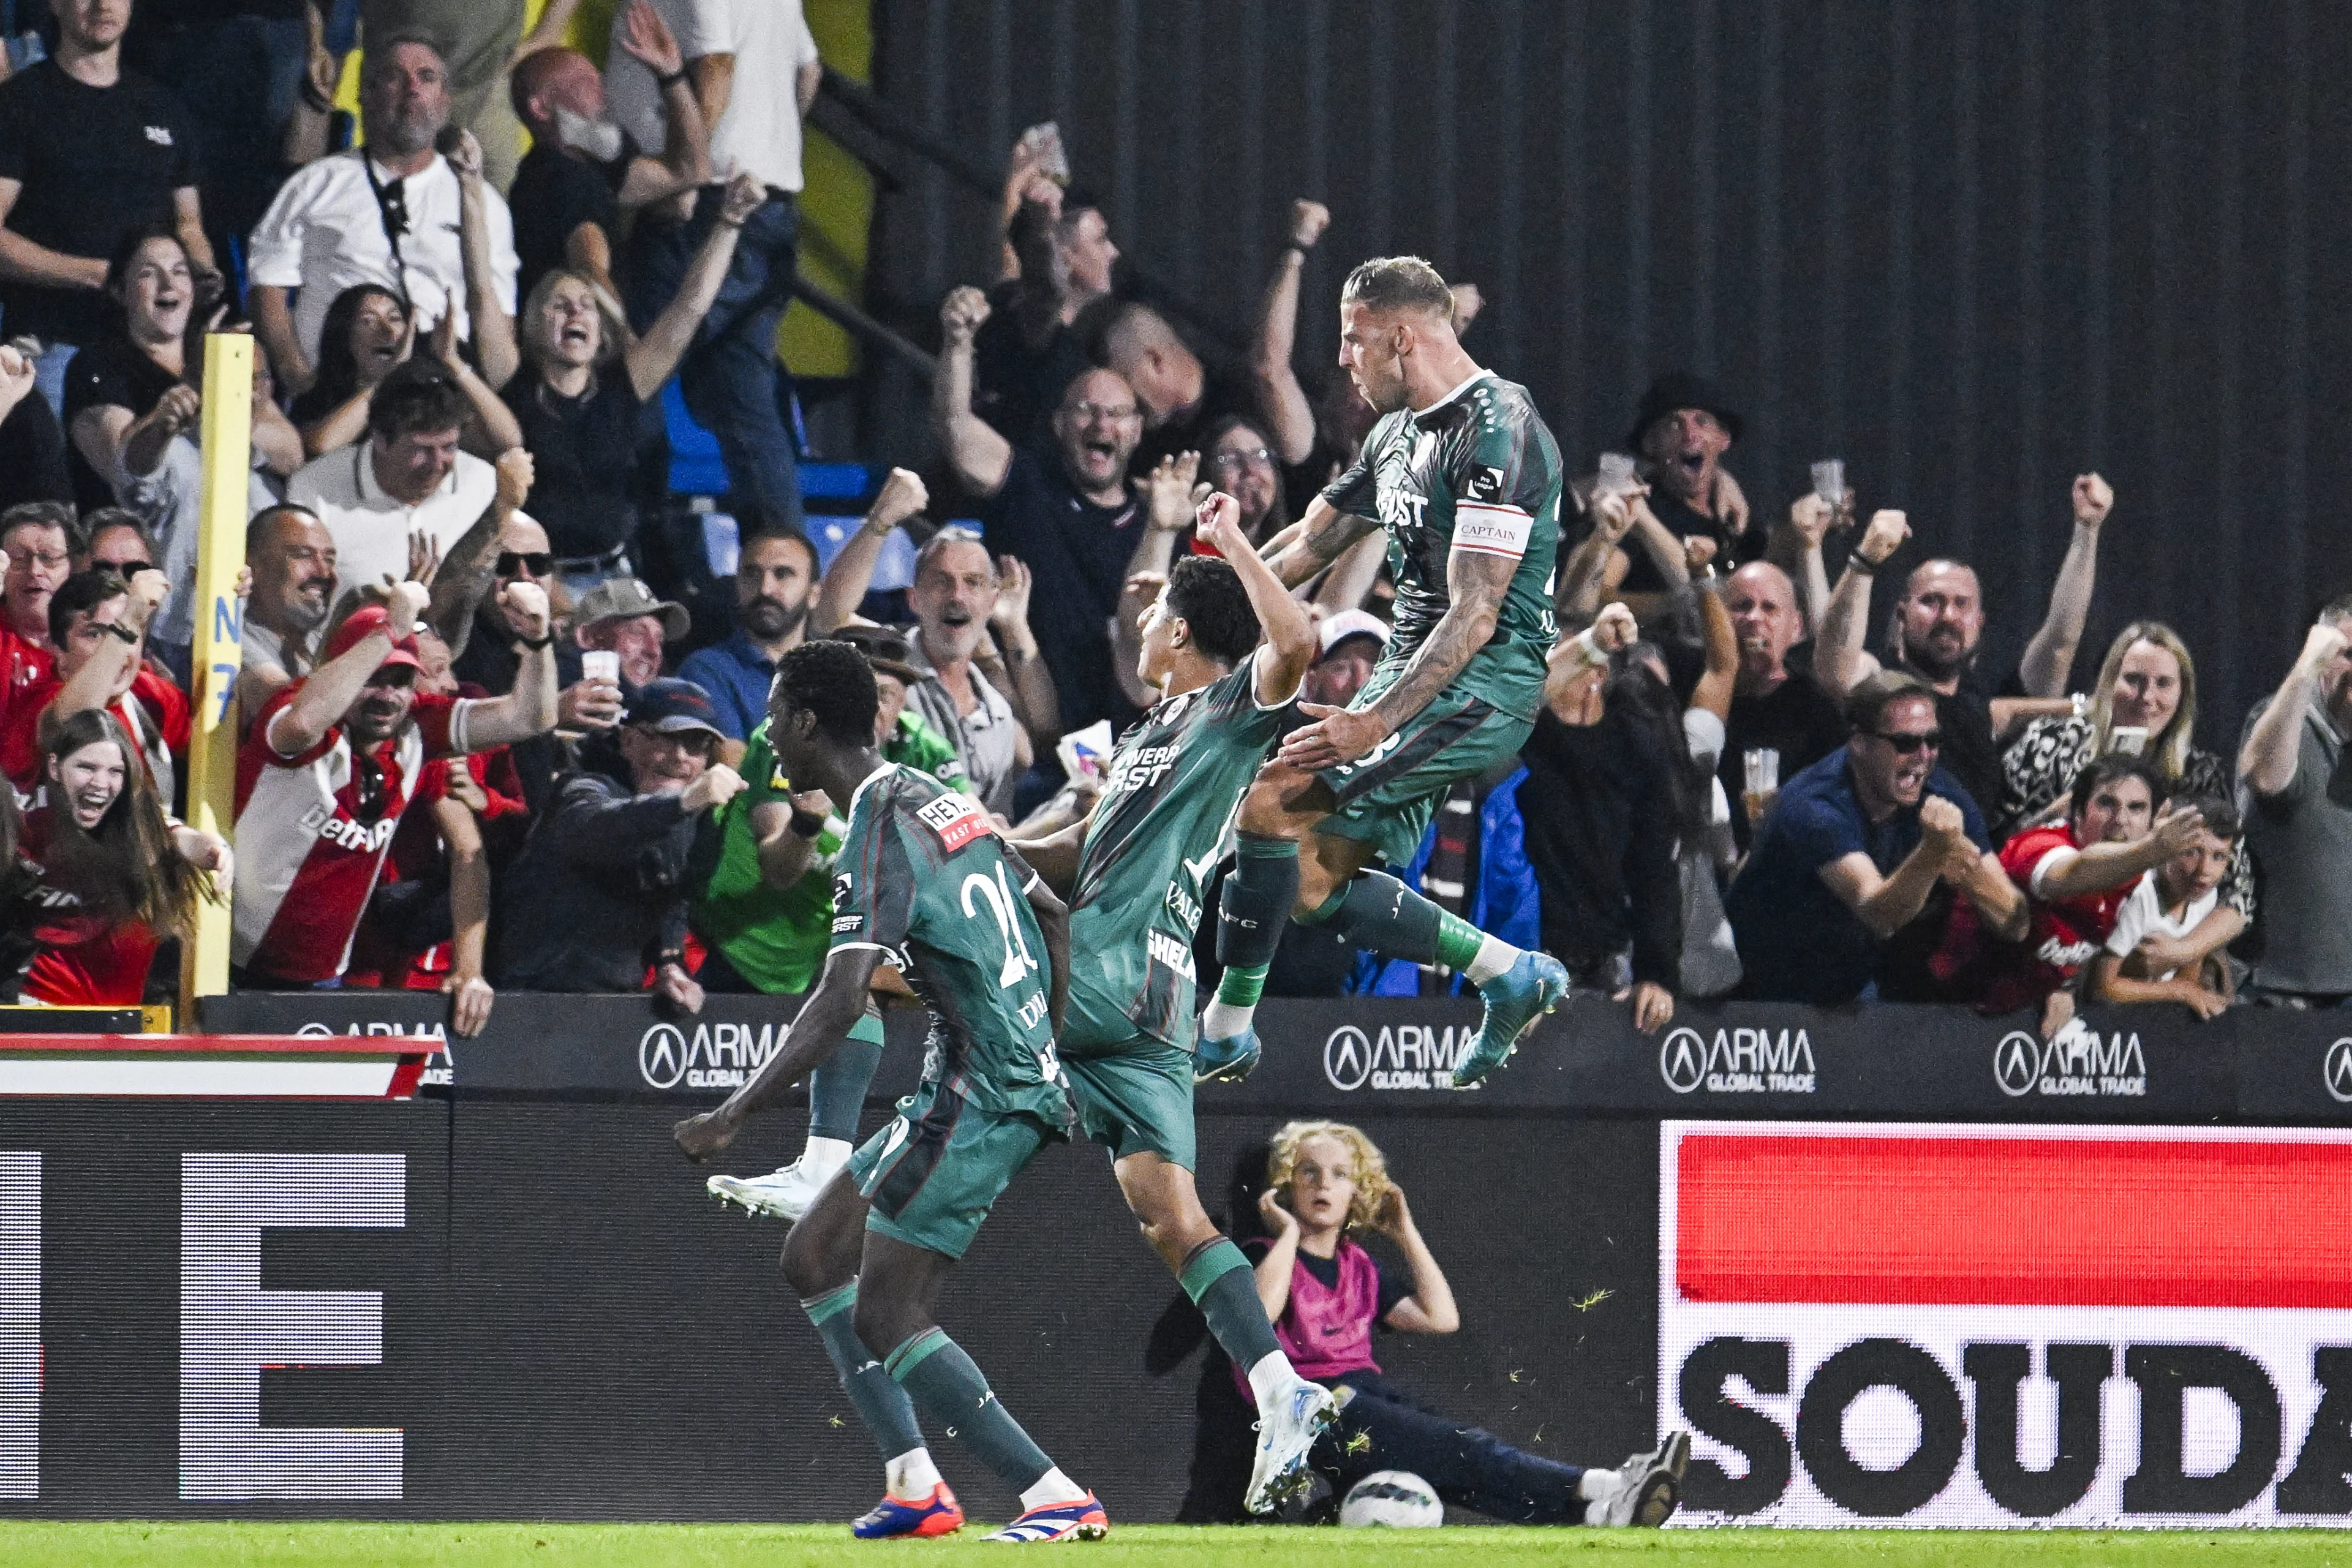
(940, 285, 991, 345)
(1857, 509, 1911, 568)
(2071, 473, 2114, 530)
(1287, 198, 1330, 250)
(1918, 794, 1969, 856)
(682, 764, 747, 815)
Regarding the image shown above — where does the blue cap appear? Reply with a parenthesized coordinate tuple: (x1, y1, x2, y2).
(627, 677, 724, 738)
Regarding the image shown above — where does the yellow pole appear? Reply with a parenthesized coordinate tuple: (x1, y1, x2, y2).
(178, 333, 253, 1027)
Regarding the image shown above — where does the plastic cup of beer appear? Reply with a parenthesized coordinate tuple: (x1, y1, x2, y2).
(1597, 451, 1638, 496)
(1743, 747, 1781, 824)
(1811, 459, 1845, 506)
(582, 650, 620, 687)
(2110, 726, 2149, 757)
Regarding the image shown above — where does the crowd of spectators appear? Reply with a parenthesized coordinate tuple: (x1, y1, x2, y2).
(0, 0, 2334, 1046)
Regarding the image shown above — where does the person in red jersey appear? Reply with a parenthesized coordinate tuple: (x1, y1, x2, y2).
(1932, 754, 2207, 1035)
(230, 576, 556, 987)
(18, 708, 227, 1005)
(0, 567, 187, 797)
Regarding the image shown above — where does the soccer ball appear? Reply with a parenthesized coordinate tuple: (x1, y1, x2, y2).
(1339, 1470, 1442, 1528)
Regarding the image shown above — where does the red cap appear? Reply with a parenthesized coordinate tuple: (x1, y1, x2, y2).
(323, 605, 424, 673)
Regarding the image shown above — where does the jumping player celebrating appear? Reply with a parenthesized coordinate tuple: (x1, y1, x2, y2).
(1200, 255, 1569, 1087)
(674, 641, 1104, 1543)
(1005, 495, 1335, 1514)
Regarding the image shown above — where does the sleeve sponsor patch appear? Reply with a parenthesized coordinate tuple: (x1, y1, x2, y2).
(831, 873, 853, 914)
(916, 791, 994, 850)
(1452, 501, 1534, 559)
(1464, 464, 1509, 503)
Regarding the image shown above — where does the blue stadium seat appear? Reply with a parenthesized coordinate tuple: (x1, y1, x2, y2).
(661, 380, 872, 507)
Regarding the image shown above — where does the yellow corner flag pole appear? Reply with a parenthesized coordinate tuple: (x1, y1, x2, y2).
(178, 333, 253, 1028)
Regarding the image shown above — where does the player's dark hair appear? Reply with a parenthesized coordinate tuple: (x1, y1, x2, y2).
(775, 639, 878, 747)
(1340, 255, 1453, 318)
(367, 359, 469, 441)
(2172, 792, 2241, 843)
(2067, 755, 2161, 826)
(1164, 556, 1258, 668)
(47, 570, 128, 650)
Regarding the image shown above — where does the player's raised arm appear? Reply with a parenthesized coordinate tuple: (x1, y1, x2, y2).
(1264, 492, 1379, 590)
(1196, 490, 1315, 706)
(673, 944, 884, 1161)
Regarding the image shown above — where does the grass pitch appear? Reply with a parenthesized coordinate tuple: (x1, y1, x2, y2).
(4, 1524, 2352, 1567)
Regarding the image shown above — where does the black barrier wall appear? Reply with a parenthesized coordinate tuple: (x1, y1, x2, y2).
(203, 992, 2352, 1122)
(0, 1099, 1657, 1520)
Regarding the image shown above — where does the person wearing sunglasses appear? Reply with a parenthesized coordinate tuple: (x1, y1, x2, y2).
(1727, 669, 2025, 1005)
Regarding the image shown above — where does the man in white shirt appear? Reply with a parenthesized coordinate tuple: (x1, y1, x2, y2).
(246, 34, 521, 396)
(608, 0, 821, 533)
(286, 361, 534, 619)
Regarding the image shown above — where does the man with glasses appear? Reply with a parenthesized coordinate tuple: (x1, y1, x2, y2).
(936, 285, 1147, 736)
(231, 575, 558, 989)
(0, 502, 77, 699)
(1726, 669, 2025, 1005)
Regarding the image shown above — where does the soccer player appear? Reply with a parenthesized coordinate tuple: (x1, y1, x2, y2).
(1197, 256, 1570, 1088)
(674, 639, 1104, 1543)
(1001, 494, 1336, 1516)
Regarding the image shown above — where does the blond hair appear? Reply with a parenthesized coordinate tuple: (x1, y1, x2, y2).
(2086, 620, 2198, 782)
(1266, 1120, 1392, 1233)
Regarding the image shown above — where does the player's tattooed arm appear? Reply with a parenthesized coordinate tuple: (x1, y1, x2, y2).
(1365, 547, 1514, 733)
(673, 944, 886, 1160)
(1265, 495, 1379, 589)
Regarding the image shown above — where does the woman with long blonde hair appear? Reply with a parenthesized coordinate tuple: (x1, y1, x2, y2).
(1997, 620, 2250, 930)
(1240, 1120, 1686, 1528)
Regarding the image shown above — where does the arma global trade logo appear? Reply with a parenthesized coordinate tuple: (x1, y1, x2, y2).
(638, 1020, 791, 1091)
(2326, 1039, 2352, 1105)
(1992, 1025, 2146, 1099)
(1657, 1026, 1817, 1095)
(1322, 1023, 1468, 1091)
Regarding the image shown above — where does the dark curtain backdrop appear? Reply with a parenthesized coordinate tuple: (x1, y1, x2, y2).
(864, 0, 2351, 734)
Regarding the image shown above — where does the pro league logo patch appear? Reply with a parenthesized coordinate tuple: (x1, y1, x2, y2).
(1466, 464, 1507, 503)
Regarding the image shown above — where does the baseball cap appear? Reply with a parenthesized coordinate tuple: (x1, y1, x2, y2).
(627, 677, 725, 739)
(323, 605, 424, 674)
(832, 624, 922, 685)
(575, 577, 689, 641)
(1316, 608, 1391, 659)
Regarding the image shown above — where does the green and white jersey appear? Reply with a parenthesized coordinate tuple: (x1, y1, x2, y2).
(1322, 370, 1562, 721)
(1066, 659, 1292, 1053)
(831, 763, 1066, 1121)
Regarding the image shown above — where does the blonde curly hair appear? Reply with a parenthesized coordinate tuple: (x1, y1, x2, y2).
(1266, 1120, 1392, 1233)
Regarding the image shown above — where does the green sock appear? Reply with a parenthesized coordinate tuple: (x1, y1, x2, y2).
(801, 1282, 927, 1461)
(1433, 907, 1491, 973)
(885, 1327, 1052, 1493)
(1179, 1237, 1283, 1371)
(808, 1011, 886, 1143)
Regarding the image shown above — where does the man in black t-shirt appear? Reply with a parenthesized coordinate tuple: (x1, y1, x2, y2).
(505, 9, 710, 307)
(1719, 561, 1849, 850)
(938, 287, 1152, 737)
(1816, 496, 2105, 834)
(0, 0, 213, 412)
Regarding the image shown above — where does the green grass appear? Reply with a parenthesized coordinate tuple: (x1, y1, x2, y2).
(2, 1524, 2351, 1567)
